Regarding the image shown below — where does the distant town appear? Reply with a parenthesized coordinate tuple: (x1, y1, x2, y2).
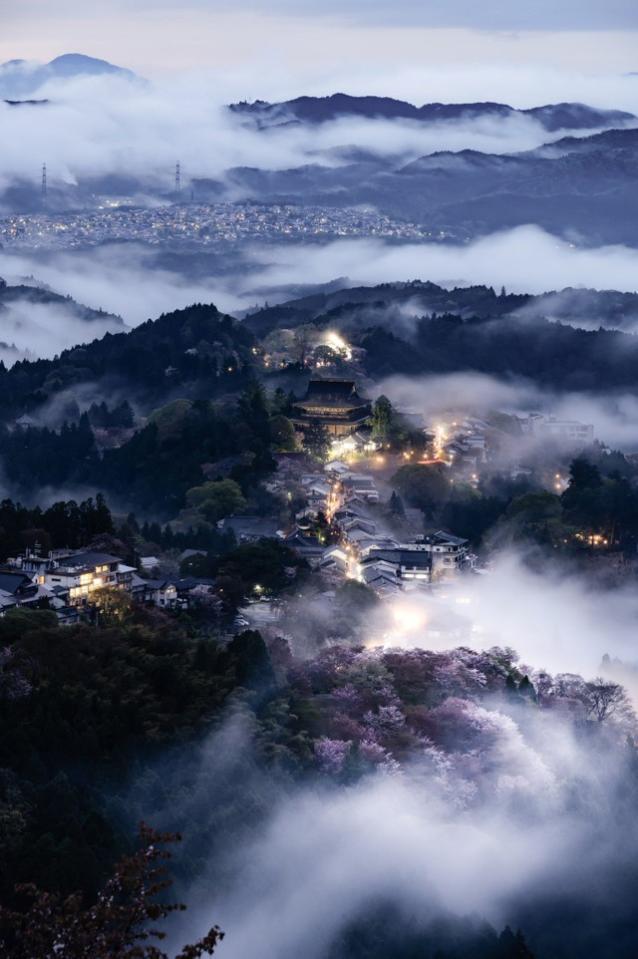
(0, 201, 438, 251)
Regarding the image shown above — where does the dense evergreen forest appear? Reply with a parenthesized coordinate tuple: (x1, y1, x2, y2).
(246, 281, 638, 390)
(0, 303, 257, 422)
(0, 382, 281, 517)
(359, 313, 638, 388)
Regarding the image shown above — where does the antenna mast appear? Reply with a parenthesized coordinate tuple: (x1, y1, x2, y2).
(41, 163, 47, 203)
(175, 161, 181, 196)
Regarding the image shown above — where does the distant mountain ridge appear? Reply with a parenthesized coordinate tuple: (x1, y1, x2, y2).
(0, 276, 125, 327)
(0, 276, 125, 366)
(224, 96, 638, 246)
(0, 301, 256, 422)
(219, 117, 638, 246)
(244, 280, 638, 337)
(1, 70, 636, 244)
(230, 93, 635, 132)
(1, 281, 637, 419)
(244, 280, 638, 392)
(536, 125, 638, 157)
(0, 54, 137, 98)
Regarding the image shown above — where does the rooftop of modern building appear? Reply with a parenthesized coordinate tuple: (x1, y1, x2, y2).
(360, 548, 433, 567)
(54, 551, 122, 570)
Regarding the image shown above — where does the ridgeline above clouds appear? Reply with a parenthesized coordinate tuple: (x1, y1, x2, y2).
(0, 274, 124, 365)
(2, 60, 637, 247)
(229, 93, 636, 132)
(0, 53, 138, 100)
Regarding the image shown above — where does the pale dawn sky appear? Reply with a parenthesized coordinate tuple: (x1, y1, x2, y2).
(1, 0, 637, 80)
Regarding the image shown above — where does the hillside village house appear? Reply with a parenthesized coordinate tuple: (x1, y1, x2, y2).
(360, 546, 433, 584)
(0, 570, 49, 614)
(412, 532, 470, 579)
(520, 413, 594, 445)
(36, 551, 134, 604)
(217, 515, 283, 543)
(138, 577, 220, 611)
(339, 473, 380, 503)
(359, 532, 469, 587)
(292, 379, 372, 438)
(4, 546, 223, 619)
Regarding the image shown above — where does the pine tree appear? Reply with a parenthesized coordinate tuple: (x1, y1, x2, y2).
(372, 395, 393, 441)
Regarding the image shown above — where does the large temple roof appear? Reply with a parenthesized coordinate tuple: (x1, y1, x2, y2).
(298, 379, 367, 410)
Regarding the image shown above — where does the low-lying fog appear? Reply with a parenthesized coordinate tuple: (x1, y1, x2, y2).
(2, 67, 638, 190)
(1, 226, 638, 362)
(243, 228, 638, 297)
(158, 558, 638, 958)
(379, 371, 638, 451)
(115, 540, 638, 959)
(372, 553, 638, 679)
(0, 297, 122, 364)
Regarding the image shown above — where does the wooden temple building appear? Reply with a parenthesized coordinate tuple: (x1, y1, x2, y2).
(292, 379, 372, 438)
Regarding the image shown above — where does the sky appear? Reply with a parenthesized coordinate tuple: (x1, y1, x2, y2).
(1, 0, 638, 82)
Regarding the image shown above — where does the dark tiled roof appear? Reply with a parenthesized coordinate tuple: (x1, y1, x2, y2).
(297, 379, 369, 410)
(56, 551, 121, 570)
(175, 577, 216, 590)
(285, 531, 325, 552)
(363, 572, 400, 586)
(361, 549, 432, 568)
(0, 570, 35, 595)
(416, 531, 468, 547)
(341, 476, 377, 488)
(221, 516, 280, 536)
(306, 379, 359, 399)
(143, 577, 216, 591)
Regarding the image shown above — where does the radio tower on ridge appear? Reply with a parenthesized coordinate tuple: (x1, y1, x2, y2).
(41, 163, 47, 204)
(175, 161, 181, 197)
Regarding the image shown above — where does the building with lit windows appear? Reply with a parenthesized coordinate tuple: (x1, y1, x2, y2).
(38, 551, 126, 604)
(292, 379, 371, 438)
(359, 532, 469, 585)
